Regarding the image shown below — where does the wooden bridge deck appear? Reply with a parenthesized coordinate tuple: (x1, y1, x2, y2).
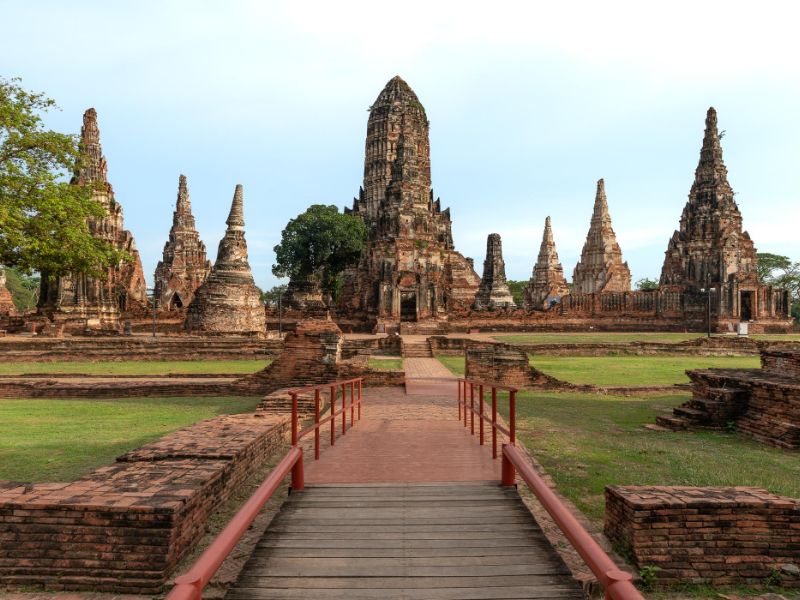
(227, 482, 584, 599)
(227, 360, 584, 599)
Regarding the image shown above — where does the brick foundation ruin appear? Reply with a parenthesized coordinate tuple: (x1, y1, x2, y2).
(605, 486, 800, 587)
(464, 341, 561, 388)
(657, 347, 800, 448)
(0, 413, 288, 593)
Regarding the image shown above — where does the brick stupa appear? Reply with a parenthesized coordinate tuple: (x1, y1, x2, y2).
(340, 76, 480, 324)
(184, 185, 265, 335)
(154, 175, 212, 310)
(474, 233, 515, 309)
(572, 179, 631, 294)
(0, 269, 16, 315)
(37, 108, 147, 329)
(523, 217, 570, 309)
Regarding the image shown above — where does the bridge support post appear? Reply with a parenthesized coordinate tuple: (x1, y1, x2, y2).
(501, 444, 515, 487)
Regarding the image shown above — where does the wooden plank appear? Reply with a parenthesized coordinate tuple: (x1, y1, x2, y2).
(241, 555, 566, 569)
(266, 523, 540, 533)
(256, 538, 551, 549)
(227, 585, 585, 599)
(231, 574, 576, 589)
(259, 531, 547, 541)
(248, 547, 559, 559)
(238, 562, 569, 578)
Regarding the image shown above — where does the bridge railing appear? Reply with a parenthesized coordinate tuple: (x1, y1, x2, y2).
(166, 377, 364, 600)
(456, 378, 643, 600)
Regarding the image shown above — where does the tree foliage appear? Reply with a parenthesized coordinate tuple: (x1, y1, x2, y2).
(757, 253, 800, 323)
(261, 284, 287, 307)
(272, 205, 367, 297)
(756, 252, 792, 284)
(635, 277, 659, 290)
(0, 77, 123, 276)
(506, 280, 526, 306)
(2, 266, 39, 311)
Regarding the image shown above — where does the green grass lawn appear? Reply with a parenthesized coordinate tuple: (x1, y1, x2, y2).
(501, 391, 800, 525)
(368, 357, 403, 371)
(530, 355, 760, 386)
(436, 354, 759, 386)
(0, 396, 262, 482)
(492, 332, 800, 345)
(0, 359, 269, 376)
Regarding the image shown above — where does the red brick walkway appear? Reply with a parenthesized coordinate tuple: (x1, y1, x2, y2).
(304, 383, 501, 484)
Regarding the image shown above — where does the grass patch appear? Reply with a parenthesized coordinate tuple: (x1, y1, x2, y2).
(498, 391, 800, 525)
(368, 357, 403, 371)
(0, 360, 269, 376)
(492, 332, 800, 345)
(0, 396, 262, 482)
(529, 355, 760, 386)
(437, 355, 466, 376)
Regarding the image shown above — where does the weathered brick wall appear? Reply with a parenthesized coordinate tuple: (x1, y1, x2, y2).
(605, 486, 800, 586)
(429, 336, 467, 356)
(464, 341, 559, 388)
(0, 336, 281, 362)
(762, 349, 800, 379)
(0, 413, 288, 593)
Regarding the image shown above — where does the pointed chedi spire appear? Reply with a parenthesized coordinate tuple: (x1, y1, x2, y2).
(72, 108, 109, 188)
(572, 179, 631, 294)
(153, 174, 212, 310)
(473, 233, 515, 309)
(184, 184, 265, 334)
(523, 217, 570, 309)
(226, 184, 245, 232)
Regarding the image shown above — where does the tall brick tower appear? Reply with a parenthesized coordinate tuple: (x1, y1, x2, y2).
(523, 217, 570, 309)
(37, 108, 147, 329)
(340, 76, 480, 324)
(154, 175, 212, 310)
(572, 179, 631, 294)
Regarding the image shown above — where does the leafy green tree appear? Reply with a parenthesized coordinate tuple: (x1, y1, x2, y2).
(0, 77, 123, 276)
(261, 284, 288, 307)
(756, 253, 791, 283)
(635, 277, 659, 290)
(2, 266, 39, 311)
(506, 280, 526, 306)
(272, 205, 367, 300)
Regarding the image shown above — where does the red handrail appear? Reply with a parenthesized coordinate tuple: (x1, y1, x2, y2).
(503, 445, 642, 600)
(167, 376, 365, 600)
(166, 447, 302, 600)
(456, 378, 643, 600)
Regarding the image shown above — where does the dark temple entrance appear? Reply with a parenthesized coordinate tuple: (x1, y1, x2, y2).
(740, 291, 754, 321)
(400, 291, 417, 321)
(170, 293, 184, 310)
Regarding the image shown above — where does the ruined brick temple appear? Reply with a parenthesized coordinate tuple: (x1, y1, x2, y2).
(339, 76, 480, 327)
(660, 107, 790, 330)
(153, 175, 212, 311)
(184, 185, 266, 335)
(572, 179, 631, 294)
(0, 269, 15, 316)
(37, 108, 147, 330)
(523, 217, 570, 310)
(474, 234, 515, 310)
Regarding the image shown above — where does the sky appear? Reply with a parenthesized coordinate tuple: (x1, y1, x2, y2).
(2, 0, 799, 291)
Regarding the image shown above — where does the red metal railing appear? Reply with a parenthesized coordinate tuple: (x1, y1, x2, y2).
(166, 377, 364, 600)
(457, 377, 643, 600)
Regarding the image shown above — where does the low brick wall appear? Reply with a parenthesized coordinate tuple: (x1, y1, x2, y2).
(464, 341, 560, 388)
(0, 413, 289, 593)
(762, 348, 800, 379)
(605, 486, 800, 586)
(0, 376, 243, 399)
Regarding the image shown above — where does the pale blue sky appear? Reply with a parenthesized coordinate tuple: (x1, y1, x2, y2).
(2, 1, 798, 290)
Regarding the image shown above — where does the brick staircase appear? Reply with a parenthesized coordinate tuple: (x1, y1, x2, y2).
(401, 338, 433, 358)
(656, 385, 748, 430)
(258, 389, 328, 415)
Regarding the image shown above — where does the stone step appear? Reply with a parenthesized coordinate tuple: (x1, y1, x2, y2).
(674, 406, 706, 420)
(655, 415, 691, 430)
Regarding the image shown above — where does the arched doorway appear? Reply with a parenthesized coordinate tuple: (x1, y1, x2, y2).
(170, 293, 184, 310)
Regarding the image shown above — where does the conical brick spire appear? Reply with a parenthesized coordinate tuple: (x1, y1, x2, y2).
(473, 233, 515, 309)
(226, 184, 245, 232)
(572, 179, 631, 294)
(72, 108, 109, 188)
(523, 217, 569, 309)
(184, 184, 265, 334)
(660, 107, 757, 289)
(153, 175, 212, 310)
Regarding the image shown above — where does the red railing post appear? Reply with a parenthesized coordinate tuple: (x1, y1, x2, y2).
(314, 389, 321, 461)
(358, 379, 362, 420)
(491, 386, 497, 459)
(479, 384, 484, 445)
(290, 393, 304, 491)
(330, 385, 336, 447)
(457, 379, 462, 421)
(470, 382, 475, 435)
(341, 383, 347, 435)
(501, 443, 515, 486)
(463, 381, 468, 427)
(509, 389, 516, 445)
(350, 381, 355, 428)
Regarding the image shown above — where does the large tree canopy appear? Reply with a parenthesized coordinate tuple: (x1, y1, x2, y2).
(757, 252, 800, 322)
(272, 204, 367, 297)
(0, 77, 123, 276)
